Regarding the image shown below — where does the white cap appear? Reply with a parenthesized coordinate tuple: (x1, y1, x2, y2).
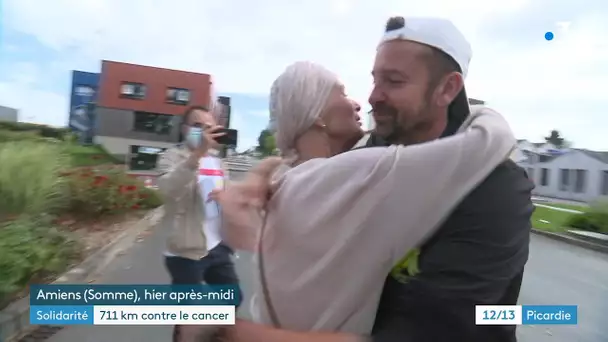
(379, 17, 472, 78)
(379, 17, 473, 132)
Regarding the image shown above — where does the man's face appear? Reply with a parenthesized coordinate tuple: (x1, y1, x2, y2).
(369, 40, 437, 144)
(183, 109, 219, 147)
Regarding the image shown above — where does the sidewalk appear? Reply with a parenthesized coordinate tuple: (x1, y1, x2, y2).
(531, 228, 608, 255)
(41, 224, 254, 342)
(45, 223, 171, 342)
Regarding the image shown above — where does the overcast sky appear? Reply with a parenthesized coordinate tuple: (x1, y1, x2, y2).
(1, 0, 606, 150)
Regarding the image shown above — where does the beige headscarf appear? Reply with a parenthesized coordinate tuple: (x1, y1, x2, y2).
(269, 61, 339, 163)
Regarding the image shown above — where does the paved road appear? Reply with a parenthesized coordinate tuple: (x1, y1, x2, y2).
(46, 226, 608, 342)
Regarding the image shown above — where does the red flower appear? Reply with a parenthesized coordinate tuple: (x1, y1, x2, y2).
(131, 204, 140, 210)
(126, 185, 137, 192)
(92, 175, 108, 186)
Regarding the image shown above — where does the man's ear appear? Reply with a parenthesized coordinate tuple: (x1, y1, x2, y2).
(435, 72, 464, 108)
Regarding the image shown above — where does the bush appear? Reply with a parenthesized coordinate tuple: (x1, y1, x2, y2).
(0, 216, 79, 307)
(0, 142, 69, 218)
(137, 186, 164, 209)
(0, 130, 53, 143)
(0, 122, 71, 140)
(64, 166, 163, 216)
(565, 201, 608, 234)
(63, 144, 122, 167)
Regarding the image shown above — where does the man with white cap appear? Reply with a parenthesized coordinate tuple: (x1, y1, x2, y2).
(223, 16, 533, 342)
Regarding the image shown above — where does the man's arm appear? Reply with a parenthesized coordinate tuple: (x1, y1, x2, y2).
(225, 320, 369, 342)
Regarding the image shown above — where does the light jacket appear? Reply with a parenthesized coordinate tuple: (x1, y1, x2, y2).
(250, 105, 516, 333)
(156, 146, 227, 260)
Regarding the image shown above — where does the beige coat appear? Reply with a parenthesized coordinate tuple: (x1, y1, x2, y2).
(250, 105, 516, 333)
(156, 146, 227, 260)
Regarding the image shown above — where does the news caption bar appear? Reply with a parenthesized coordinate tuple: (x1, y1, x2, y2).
(475, 305, 578, 325)
(30, 285, 239, 325)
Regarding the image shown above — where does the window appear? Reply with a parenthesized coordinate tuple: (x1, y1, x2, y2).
(540, 168, 550, 186)
(133, 111, 173, 135)
(602, 171, 608, 196)
(574, 169, 587, 193)
(539, 154, 553, 163)
(129, 145, 167, 171)
(166, 87, 190, 105)
(120, 82, 146, 99)
(559, 169, 570, 191)
(527, 168, 534, 182)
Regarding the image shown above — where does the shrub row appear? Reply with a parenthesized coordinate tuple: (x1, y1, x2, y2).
(0, 140, 162, 307)
(0, 122, 72, 140)
(565, 201, 608, 234)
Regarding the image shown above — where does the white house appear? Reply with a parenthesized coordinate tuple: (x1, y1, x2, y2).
(0, 105, 18, 122)
(514, 140, 608, 203)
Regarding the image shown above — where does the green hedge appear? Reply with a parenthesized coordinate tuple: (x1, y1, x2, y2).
(0, 129, 61, 143)
(0, 122, 71, 140)
(565, 201, 608, 234)
(0, 139, 162, 309)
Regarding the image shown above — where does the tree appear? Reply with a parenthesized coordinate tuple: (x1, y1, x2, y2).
(544, 130, 568, 148)
(257, 129, 277, 156)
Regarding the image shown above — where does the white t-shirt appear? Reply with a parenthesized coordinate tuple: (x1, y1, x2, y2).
(198, 155, 225, 251)
(164, 154, 226, 256)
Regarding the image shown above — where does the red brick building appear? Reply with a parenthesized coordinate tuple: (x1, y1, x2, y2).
(92, 61, 215, 165)
(97, 61, 212, 115)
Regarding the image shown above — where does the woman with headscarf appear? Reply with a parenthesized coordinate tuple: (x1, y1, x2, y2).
(213, 61, 515, 335)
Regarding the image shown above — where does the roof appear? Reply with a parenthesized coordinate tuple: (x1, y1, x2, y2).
(522, 148, 608, 164)
(577, 149, 608, 164)
(521, 150, 560, 163)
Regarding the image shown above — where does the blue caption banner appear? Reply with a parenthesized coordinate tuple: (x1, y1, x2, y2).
(30, 285, 240, 306)
(522, 305, 578, 325)
(31, 306, 94, 325)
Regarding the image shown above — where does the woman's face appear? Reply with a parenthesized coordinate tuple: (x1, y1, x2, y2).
(321, 84, 363, 142)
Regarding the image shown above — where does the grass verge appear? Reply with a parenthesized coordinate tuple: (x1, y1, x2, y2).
(0, 216, 80, 309)
(531, 206, 579, 232)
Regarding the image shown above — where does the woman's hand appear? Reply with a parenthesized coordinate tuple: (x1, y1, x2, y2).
(213, 157, 283, 251)
(213, 185, 261, 251)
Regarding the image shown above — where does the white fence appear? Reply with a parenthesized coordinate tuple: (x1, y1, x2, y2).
(223, 156, 255, 180)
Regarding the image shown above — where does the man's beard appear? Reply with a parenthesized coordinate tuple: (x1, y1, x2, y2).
(372, 102, 429, 145)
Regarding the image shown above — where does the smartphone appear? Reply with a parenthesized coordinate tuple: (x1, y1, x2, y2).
(215, 128, 238, 146)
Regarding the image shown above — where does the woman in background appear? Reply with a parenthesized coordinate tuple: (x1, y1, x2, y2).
(157, 105, 241, 342)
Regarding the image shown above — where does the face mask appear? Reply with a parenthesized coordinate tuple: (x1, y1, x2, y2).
(187, 126, 203, 148)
